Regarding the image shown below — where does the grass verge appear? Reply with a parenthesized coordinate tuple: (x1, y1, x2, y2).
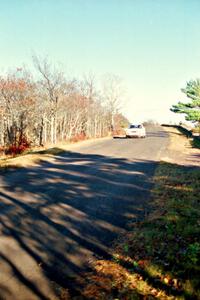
(78, 162, 200, 300)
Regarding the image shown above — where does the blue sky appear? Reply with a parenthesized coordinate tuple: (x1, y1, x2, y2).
(1, 0, 200, 123)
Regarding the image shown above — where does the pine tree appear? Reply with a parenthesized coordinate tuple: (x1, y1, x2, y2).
(171, 79, 200, 126)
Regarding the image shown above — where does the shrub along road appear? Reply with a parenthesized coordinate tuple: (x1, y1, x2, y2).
(0, 125, 169, 299)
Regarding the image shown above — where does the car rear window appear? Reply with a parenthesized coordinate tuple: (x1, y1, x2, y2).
(129, 125, 142, 129)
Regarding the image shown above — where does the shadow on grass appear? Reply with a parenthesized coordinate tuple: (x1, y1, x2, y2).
(0, 149, 158, 299)
(112, 256, 192, 299)
(192, 137, 200, 149)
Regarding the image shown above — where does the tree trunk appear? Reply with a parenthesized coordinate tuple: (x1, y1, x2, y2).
(39, 117, 44, 146)
(50, 115, 54, 144)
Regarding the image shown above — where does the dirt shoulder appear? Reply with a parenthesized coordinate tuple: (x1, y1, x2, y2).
(162, 126, 200, 167)
(0, 136, 111, 170)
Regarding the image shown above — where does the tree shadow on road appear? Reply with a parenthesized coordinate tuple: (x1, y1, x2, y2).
(0, 150, 158, 298)
(147, 131, 169, 138)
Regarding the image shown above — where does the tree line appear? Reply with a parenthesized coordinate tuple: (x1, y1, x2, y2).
(0, 56, 128, 153)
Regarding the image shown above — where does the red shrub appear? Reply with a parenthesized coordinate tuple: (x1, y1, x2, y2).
(5, 136, 31, 156)
(0, 146, 5, 156)
(70, 133, 87, 143)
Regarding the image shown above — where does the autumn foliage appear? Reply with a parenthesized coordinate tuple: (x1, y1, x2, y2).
(5, 136, 31, 155)
(0, 60, 128, 155)
(69, 132, 87, 143)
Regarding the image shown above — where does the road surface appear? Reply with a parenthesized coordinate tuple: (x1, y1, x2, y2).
(0, 125, 169, 299)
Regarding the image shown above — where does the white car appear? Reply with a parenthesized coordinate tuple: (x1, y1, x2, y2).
(125, 124, 146, 138)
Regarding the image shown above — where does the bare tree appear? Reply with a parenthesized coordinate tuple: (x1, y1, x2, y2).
(0, 57, 127, 153)
(33, 55, 64, 144)
(102, 74, 124, 132)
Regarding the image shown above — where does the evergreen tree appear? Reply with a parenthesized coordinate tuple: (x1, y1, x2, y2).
(171, 79, 200, 125)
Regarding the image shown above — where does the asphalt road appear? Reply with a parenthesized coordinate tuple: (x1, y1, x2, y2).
(0, 125, 169, 299)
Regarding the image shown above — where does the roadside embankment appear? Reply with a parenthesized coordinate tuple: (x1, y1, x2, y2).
(162, 124, 200, 149)
(162, 126, 200, 167)
(0, 136, 111, 171)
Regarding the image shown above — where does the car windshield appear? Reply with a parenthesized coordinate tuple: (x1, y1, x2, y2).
(129, 125, 142, 129)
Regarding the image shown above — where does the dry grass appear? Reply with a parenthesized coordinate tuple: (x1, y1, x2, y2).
(0, 137, 111, 171)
